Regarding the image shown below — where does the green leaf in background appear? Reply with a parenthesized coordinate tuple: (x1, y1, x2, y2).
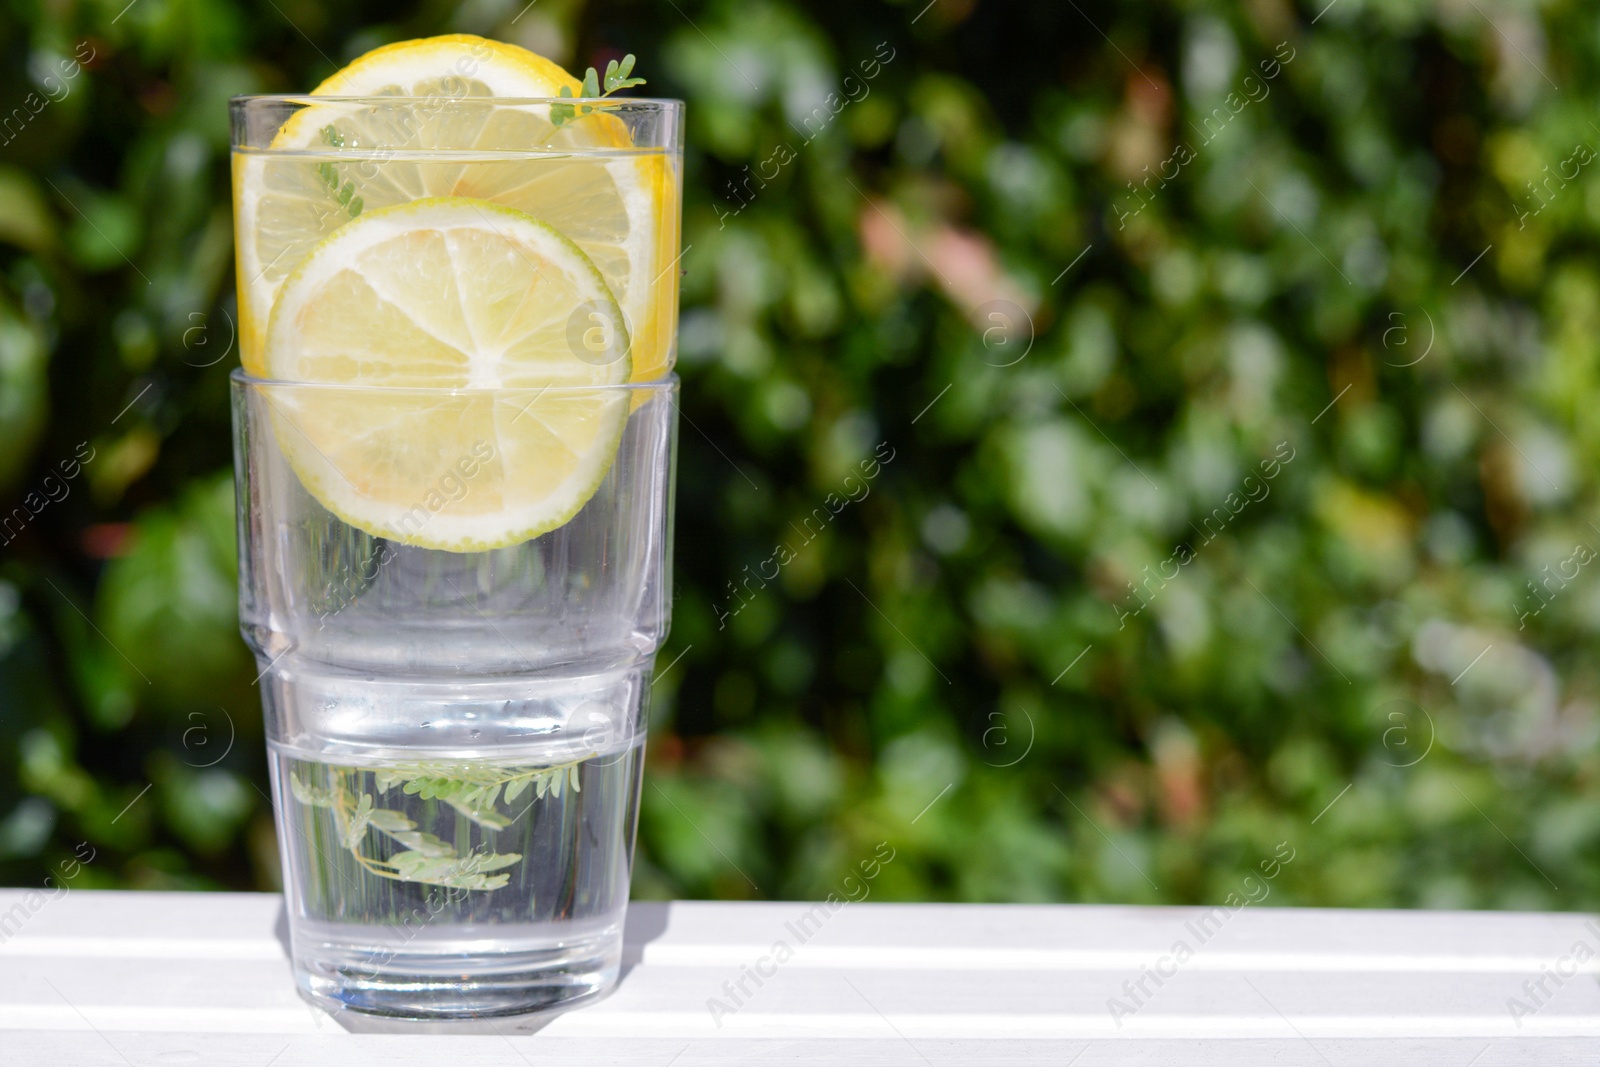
(2, 0, 1600, 916)
(97, 474, 250, 707)
(153, 752, 253, 856)
(0, 167, 56, 254)
(0, 297, 49, 494)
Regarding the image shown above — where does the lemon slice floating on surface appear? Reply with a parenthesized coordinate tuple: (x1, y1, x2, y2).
(261, 197, 630, 552)
(233, 33, 678, 382)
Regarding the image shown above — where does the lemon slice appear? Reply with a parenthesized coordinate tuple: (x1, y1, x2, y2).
(233, 34, 678, 382)
(261, 197, 630, 551)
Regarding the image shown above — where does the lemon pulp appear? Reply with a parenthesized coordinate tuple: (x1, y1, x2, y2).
(260, 198, 631, 552)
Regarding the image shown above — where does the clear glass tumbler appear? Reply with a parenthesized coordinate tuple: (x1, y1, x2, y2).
(230, 91, 681, 1021)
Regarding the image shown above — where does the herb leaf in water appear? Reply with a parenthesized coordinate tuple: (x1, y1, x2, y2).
(290, 757, 589, 892)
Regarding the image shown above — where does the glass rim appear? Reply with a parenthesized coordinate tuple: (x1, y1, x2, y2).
(231, 367, 679, 396)
(230, 94, 683, 108)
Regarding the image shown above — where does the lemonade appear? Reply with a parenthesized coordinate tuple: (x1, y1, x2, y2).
(231, 36, 680, 1020)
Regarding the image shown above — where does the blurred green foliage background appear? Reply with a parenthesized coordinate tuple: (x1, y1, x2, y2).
(2, 0, 1598, 912)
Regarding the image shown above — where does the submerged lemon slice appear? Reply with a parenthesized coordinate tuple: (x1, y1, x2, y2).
(261, 198, 630, 551)
(233, 33, 678, 382)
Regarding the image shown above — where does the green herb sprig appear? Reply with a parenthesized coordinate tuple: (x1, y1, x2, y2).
(291, 757, 587, 892)
(551, 54, 647, 128)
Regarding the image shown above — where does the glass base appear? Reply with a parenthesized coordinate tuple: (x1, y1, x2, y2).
(294, 927, 622, 1022)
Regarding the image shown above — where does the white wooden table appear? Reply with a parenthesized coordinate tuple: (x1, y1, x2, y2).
(2, 890, 1599, 1064)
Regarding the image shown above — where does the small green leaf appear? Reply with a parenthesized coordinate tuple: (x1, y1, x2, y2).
(404, 776, 463, 799)
(551, 87, 579, 127)
(428, 871, 512, 891)
(445, 796, 511, 829)
(389, 830, 452, 857)
(289, 775, 335, 808)
(463, 851, 522, 874)
(368, 809, 413, 832)
(389, 850, 449, 879)
(582, 68, 601, 98)
(388, 848, 522, 889)
(597, 56, 647, 95)
(504, 776, 532, 803)
(348, 197, 364, 218)
(345, 793, 374, 841)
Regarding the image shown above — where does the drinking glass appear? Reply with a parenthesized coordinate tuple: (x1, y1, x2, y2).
(230, 94, 681, 1021)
